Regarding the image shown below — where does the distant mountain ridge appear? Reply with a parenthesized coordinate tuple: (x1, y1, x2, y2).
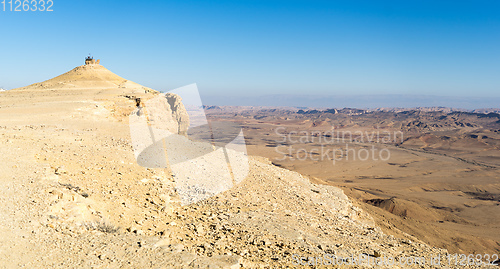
(200, 94, 500, 110)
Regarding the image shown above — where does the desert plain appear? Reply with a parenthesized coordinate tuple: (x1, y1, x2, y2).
(205, 105, 500, 256)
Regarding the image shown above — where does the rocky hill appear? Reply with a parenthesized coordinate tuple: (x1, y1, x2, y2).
(15, 62, 152, 91)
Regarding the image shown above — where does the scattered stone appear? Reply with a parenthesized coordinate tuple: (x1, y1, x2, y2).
(169, 244, 184, 253)
(55, 166, 67, 175)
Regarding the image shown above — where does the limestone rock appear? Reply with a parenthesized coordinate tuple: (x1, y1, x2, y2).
(165, 93, 190, 135)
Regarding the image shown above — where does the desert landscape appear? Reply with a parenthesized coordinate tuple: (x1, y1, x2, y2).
(204, 105, 500, 256)
(2, 0, 500, 267)
(0, 59, 498, 268)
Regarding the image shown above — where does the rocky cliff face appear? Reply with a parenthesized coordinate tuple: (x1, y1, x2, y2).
(138, 93, 190, 136)
(165, 93, 190, 135)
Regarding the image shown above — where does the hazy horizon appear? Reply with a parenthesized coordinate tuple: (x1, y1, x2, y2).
(195, 93, 500, 110)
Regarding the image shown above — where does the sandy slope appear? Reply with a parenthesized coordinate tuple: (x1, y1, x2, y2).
(15, 64, 148, 91)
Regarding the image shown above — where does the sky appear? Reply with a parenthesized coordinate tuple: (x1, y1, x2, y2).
(0, 0, 499, 100)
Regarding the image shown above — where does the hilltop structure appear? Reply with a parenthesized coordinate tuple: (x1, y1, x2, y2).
(85, 55, 100, 65)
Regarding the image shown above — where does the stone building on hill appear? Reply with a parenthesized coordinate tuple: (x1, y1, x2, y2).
(85, 55, 100, 65)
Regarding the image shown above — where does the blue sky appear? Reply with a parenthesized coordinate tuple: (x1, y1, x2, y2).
(1, 0, 499, 99)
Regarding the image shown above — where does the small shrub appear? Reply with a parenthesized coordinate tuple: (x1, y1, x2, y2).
(83, 221, 120, 234)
